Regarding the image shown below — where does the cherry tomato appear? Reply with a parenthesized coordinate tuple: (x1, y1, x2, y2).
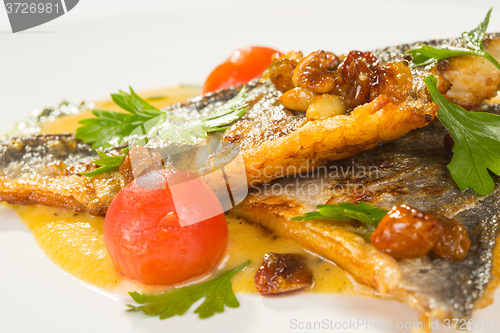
(202, 46, 281, 95)
(104, 169, 228, 285)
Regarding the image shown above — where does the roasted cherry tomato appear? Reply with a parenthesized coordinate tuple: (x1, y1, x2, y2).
(104, 169, 228, 285)
(202, 46, 281, 95)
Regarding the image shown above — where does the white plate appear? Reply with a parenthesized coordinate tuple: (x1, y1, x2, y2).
(1, 1, 500, 332)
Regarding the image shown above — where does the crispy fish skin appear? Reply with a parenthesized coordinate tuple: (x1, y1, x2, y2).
(0, 35, 499, 321)
(232, 116, 500, 319)
(239, 93, 437, 187)
(374, 32, 500, 110)
(0, 135, 123, 216)
(0, 35, 499, 217)
(181, 34, 500, 186)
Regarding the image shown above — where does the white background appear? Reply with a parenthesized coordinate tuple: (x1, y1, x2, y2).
(1, 1, 500, 333)
(1, 0, 500, 133)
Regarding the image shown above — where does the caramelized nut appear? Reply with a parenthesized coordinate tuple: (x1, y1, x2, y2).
(254, 252, 313, 295)
(338, 50, 379, 83)
(324, 51, 341, 70)
(279, 87, 317, 112)
(267, 58, 299, 93)
(344, 58, 374, 108)
(430, 214, 470, 261)
(371, 205, 443, 259)
(280, 50, 304, 61)
(306, 94, 347, 120)
(292, 51, 337, 94)
(370, 62, 413, 103)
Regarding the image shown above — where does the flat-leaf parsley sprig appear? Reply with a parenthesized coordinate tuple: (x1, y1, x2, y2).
(149, 86, 249, 144)
(424, 75, 500, 196)
(76, 87, 166, 149)
(76, 86, 248, 149)
(80, 148, 129, 177)
(127, 260, 250, 319)
(292, 202, 387, 227)
(201, 88, 249, 133)
(406, 8, 500, 70)
(292, 202, 389, 237)
(77, 87, 248, 176)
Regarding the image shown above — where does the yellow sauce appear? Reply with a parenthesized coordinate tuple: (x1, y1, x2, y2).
(12, 85, 376, 297)
(13, 204, 374, 296)
(39, 85, 201, 134)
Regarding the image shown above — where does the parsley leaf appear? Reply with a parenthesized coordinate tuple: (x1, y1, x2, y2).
(148, 86, 249, 143)
(424, 75, 500, 195)
(406, 8, 500, 70)
(111, 88, 163, 119)
(152, 118, 206, 144)
(201, 87, 249, 133)
(76, 86, 248, 149)
(78, 86, 248, 176)
(292, 202, 388, 227)
(75, 87, 248, 177)
(127, 260, 250, 319)
(76, 109, 142, 150)
(81, 147, 129, 177)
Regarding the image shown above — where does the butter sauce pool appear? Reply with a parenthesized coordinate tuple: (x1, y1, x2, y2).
(14, 204, 375, 296)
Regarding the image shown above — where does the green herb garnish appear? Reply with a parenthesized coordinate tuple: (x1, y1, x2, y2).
(424, 74, 500, 195)
(77, 86, 248, 149)
(76, 87, 169, 149)
(148, 86, 249, 144)
(406, 8, 500, 70)
(78, 86, 248, 176)
(150, 118, 207, 145)
(292, 202, 388, 227)
(127, 260, 250, 319)
(201, 87, 249, 133)
(80, 148, 129, 177)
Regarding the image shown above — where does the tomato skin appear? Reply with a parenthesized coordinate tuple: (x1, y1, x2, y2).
(202, 46, 281, 95)
(104, 169, 228, 285)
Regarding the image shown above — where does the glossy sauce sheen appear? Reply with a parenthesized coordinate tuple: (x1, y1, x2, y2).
(12, 86, 376, 296)
(14, 204, 374, 296)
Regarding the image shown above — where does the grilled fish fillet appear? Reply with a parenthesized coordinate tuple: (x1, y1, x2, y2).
(226, 33, 500, 185)
(0, 35, 500, 320)
(2, 34, 499, 215)
(233, 111, 500, 319)
(0, 135, 123, 216)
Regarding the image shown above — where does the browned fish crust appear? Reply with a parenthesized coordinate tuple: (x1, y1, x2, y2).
(194, 34, 500, 186)
(233, 117, 500, 319)
(241, 94, 437, 186)
(476, 232, 500, 309)
(2, 35, 499, 217)
(0, 36, 499, 317)
(0, 189, 87, 213)
(0, 135, 123, 216)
